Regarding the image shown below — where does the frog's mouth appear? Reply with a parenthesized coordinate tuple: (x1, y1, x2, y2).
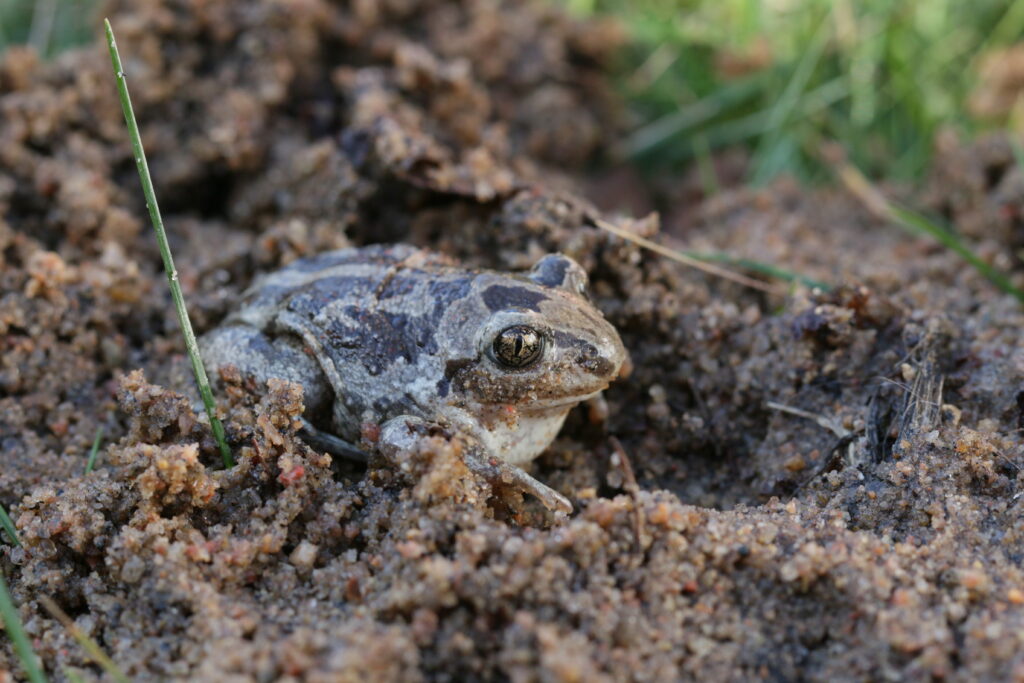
(523, 389, 603, 412)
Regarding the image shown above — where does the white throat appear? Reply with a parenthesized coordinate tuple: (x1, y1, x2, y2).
(449, 404, 576, 466)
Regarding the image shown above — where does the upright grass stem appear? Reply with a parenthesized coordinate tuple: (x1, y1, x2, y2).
(104, 19, 233, 468)
(84, 426, 104, 474)
(0, 572, 48, 683)
(0, 505, 20, 547)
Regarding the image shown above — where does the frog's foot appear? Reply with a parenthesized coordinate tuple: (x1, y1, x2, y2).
(464, 449, 574, 515)
(298, 418, 368, 463)
(380, 417, 573, 515)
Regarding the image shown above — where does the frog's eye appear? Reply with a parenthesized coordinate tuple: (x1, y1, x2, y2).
(492, 325, 544, 369)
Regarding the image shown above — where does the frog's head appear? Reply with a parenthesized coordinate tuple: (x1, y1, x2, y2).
(442, 254, 627, 414)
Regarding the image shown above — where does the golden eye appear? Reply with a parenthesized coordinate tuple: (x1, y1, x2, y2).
(492, 325, 544, 368)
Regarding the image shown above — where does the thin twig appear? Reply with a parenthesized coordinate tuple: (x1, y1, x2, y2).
(590, 216, 789, 295)
(0, 572, 48, 683)
(895, 360, 944, 450)
(765, 401, 849, 439)
(84, 426, 104, 474)
(766, 401, 858, 482)
(875, 377, 943, 418)
(104, 19, 234, 468)
(39, 596, 130, 683)
(609, 436, 645, 555)
(589, 207, 830, 290)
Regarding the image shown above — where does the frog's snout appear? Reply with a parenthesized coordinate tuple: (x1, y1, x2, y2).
(577, 335, 625, 378)
(558, 326, 626, 381)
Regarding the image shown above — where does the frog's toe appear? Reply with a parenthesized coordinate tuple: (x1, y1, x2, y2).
(457, 447, 573, 514)
(378, 415, 430, 458)
(497, 463, 573, 514)
(299, 418, 367, 462)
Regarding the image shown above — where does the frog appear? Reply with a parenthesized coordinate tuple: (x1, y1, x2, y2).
(200, 244, 627, 513)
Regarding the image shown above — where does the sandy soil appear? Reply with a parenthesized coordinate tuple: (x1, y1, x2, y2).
(3, 0, 1024, 681)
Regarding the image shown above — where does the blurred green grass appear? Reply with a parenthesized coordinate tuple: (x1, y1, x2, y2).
(3, 0, 1024, 185)
(0, 0, 97, 60)
(568, 0, 1024, 183)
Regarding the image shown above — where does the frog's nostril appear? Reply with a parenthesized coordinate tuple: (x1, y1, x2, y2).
(553, 329, 622, 377)
(576, 343, 614, 376)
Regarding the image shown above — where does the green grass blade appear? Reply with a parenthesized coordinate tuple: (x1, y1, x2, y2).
(887, 205, 1024, 303)
(104, 19, 234, 468)
(981, 0, 1024, 51)
(84, 426, 104, 474)
(40, 596, 129, 683)
(0, 572, 48, 683)
(625, 76, 764, 157)
(684, 250, 831, 291)
(0, 7, 11, 51)
(839, 163, 1024, 304)
(657, 78, 848, 166)
(27, 0, 56, 57)
(751, 11, 831, 184)
(693, 133, 720, 197)
(1009, 138, 1024, 175)
(64, 670, 86, 683)
(0, 504, 20, 547)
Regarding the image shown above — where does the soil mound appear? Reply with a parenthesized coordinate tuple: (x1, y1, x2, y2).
(2, 1, 1024, 680)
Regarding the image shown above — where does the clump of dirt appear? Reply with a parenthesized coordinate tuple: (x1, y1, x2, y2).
(923, 130, 1024, 268)
(3, 0, 1024, 681)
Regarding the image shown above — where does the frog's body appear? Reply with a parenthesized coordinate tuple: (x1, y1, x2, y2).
(200, 244, 626, 512)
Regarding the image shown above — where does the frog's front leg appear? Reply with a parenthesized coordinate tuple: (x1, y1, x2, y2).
(379, 416, 573, 514)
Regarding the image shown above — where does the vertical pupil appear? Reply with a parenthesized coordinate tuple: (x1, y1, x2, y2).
(494, 326, 542, 367)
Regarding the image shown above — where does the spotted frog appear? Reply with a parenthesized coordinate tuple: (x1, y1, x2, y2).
(200, 244, 626, 512)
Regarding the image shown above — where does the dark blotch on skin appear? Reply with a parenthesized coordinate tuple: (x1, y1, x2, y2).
(372, 393, 418, 416)
(324, 308, 438, 376)
(245, 328, 279, 356)
(378, 275, 417, 300)
(444, 357, 475, 380)
(285, 276, 372, 318)
(429, 277, 474, 324)
(580, 355, 614, 377)
(444, 357, 476, 394)
(530, 254, 570, 288)
(482, 284, 548, 312)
